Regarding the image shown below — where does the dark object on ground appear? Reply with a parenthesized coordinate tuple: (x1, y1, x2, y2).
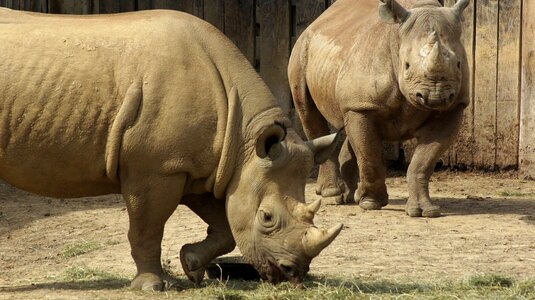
(206, 256, 261, 281)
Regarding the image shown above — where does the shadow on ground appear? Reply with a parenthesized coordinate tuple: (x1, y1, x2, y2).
(0, 180, 125, 235)
(0, 279, 131, 292)
(385, 197, 535, 221)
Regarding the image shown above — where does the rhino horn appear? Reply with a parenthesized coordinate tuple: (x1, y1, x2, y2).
(294, 199, 321, 223)
(452, 0, 470, 19)
(425, 35, 447, 73)
(305, 131, 341, 164)
(307, 199, 321, 215)
(302, 223, 343, 258)
(427, 31, 439, 46)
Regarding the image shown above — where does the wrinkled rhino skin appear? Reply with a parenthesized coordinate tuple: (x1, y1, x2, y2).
(289, 0, 470, 217)
(0, 8, 343, 290)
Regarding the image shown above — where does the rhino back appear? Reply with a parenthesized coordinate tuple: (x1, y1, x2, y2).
(0, 9, 231, 197)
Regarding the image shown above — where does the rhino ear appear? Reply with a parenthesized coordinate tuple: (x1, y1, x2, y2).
(379, 0, 409, 24)
(451, 0, 469, 21)
(256, 122, 287, 160)
(305, 130, 343, 164)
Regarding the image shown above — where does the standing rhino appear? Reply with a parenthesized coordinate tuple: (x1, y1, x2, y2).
(0, 8, 343, 290)
(289, 0, 470, 217)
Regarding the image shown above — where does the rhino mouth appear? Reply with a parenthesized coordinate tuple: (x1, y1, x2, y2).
(263, 259, 306, 286)
(412, 91, 456, 111)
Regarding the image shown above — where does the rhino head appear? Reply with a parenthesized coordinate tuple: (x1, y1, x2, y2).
(379, 0, 470, 111)
(225, 117, 342, 284)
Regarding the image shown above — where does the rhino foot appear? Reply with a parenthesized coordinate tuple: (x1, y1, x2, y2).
(180, 245, 206, 285)
(318, 185, 354, 205)
(405, 206, 422, 217)
(421, 205, 441, 218)
(131, 273, 164, 291)
(356, 187, 388, 210)
(359, 198, 384, 210)
(405, 203, 441, 218)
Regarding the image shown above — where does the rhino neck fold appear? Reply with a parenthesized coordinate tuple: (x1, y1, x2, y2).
(389, 28, 402, 84)
(206, 86, 241, 199)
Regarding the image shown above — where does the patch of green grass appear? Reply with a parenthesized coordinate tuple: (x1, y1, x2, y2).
(467, 274, 513, 287)
(46, 265, 131, 290)
(500, 190, 535, 197)
(29, 272, 534, 299)
(62, 266, 124, 282)
(60, 241, 103, 258)
(169, 274, 535, 300)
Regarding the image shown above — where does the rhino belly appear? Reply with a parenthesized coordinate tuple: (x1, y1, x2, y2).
(0, 30, 124, 198)
(0, 89, 121, 197)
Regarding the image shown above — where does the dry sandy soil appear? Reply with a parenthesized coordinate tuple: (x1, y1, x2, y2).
(0, 171, 534, 298)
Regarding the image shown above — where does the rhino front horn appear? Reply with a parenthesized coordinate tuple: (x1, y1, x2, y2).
(302, 223, 343, 258)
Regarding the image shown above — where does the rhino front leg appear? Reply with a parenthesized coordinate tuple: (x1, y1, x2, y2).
(122, 173, 186, 291)
(344, 111, 388, 210)
(179, 194, 236, 284)
(407, 106, 464, 218)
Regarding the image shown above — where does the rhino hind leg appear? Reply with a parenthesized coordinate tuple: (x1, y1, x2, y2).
(339, 137, 358, 204)
(180, 194, 236, 284)
(122, 173, 186, 291)
(290, 72, 346, 204)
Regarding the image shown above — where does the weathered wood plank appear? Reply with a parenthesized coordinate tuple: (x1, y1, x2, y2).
(25, 0, 47, 12)
(152, 0, 179, 10)
(295, 0, 325, 38)
(136, 0, 151, 10)
(93, 0, 134, 14)
(520, 0, 535, 178)
(192, 0, 203, 18)
(6, 0, 21, 9)
(177, 0, 194, 14)
(224, 0, 255, 64)
(204, 0, 224, 31)
(495, 0, 521, 169)
(75, 0, 92, 14)
(444, 0, 475, 169)
(257, 0, 291, 113)
(473, 0, 498, 170)
(48, 0, 73, 13)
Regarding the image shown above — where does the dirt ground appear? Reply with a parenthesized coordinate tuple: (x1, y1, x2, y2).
(1, 171, 534, 298)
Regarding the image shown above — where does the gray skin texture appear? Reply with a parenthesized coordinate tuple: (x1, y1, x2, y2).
(288, 0, 470, 218)
(0, 8, 343, 290)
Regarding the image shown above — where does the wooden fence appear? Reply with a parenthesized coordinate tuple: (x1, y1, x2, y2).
(1, 0, 534, 177)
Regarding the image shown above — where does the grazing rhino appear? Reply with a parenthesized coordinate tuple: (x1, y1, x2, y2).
(0, 8, 343, 290)
(289, 0, 470, 217)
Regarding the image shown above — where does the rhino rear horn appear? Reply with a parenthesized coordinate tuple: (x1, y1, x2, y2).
(302, 224, 343, 258)
(451, 0, 470, 20)
(305, 130, 342, 164)
(378, 0, 409, 24)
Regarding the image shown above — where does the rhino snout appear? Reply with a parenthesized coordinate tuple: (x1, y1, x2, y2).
(414, 90, 456, 110)
(265, 258, 308, 286)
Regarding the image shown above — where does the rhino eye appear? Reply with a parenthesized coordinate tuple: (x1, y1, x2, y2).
(259, 210, 273, 225)
(405, 62, 410, 70)
(457, 61, 461, 69)
(263, 212, 272, 223)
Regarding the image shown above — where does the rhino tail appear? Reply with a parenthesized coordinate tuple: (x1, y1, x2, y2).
(105, 81, 143, 181)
